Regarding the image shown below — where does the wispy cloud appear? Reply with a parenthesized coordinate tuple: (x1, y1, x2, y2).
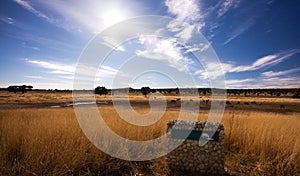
(225, 78, 255, 88)
(185, 43, 210, 53)
(262, 67, 300, 77)
(25, 59, 75, 75)
(260, 76, 300, 88)
(194, 49, 300, 87)
(24, 75, 44, 79)
(21, 42, 40, 51)
(49, 70, 73, 75)
(0, 16, 15, 25)
(217, 0, 241, 17)
(223, 17, 255, 45)
(25, 58, 118, 79)
(225, 76, 300, 89)
(13, 0, 83, 32)
(5, 32, 78, 53)
(194, 62, 232, 80)
(14, 0, 52, 22)
(229, 49, 300, 72)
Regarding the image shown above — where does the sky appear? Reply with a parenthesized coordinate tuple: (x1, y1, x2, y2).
(0, 0, 299, 89)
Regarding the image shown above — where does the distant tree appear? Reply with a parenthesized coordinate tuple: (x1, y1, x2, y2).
(7, 85, 33, 93)
(292, 89, 300, 98)
(95, 86, 108, 96)
(166, 89, 172, 94)
(141, 87, 151, 97)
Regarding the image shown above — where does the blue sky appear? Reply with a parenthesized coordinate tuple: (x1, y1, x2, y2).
(0, 0, 299, 89)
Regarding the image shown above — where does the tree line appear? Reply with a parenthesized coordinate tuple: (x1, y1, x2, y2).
(94, 86, 300, 98)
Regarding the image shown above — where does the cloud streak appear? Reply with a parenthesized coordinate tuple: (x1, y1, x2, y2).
(14, 0, 52, 22)
(225, 76, 300, 89)
(0, 16, 15, 25)
(229, 49, 300, 72)
(262, 67, 300, 77)
(223, 18, 255, 45)
(24, 75, 44, 79)
(26, 59, 75, 74)
(25, 58, 118, 79)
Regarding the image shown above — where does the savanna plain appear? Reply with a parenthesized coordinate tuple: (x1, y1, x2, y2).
(0, 91, 299, 176)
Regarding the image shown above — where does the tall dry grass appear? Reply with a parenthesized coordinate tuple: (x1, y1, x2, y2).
(0, 108, 299, 175)
(222, 111, 300, 175)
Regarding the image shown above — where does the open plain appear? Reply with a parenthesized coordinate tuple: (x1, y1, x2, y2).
(0, 90, 299, 175)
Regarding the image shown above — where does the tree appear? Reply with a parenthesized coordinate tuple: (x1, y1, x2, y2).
(95, 86, 108, 96)
(292, 89, 300, 98)
(7, 85, 33, 93)
(141, 87, 151, 97)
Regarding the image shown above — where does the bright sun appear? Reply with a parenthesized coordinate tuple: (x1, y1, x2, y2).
(102, 9, 127, 27)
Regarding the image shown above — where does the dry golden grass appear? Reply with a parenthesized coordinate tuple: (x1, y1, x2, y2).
(0, 107, 299, 175)
(0, 91, 73, 103)
(222, 111, 300, 175)
(2, 90, 299, 103)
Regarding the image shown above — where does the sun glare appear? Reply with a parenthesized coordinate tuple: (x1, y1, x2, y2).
(102, 9, 127, 27)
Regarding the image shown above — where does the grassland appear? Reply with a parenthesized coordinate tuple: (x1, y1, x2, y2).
(0, 91, 300, 175)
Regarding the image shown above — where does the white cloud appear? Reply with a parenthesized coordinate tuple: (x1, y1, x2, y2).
(229, 49, 300, 72)
(194, 62, 231, 80)
(260, 76, 300, 88)
(21, 43, 40, 51)
(175, 24, 195, 42)
(99, 65, 119, 76)
(0, 16, 14, 25)
(24, 75, 44, 79)
(58, 75, 74, 80)
(26, 59, 75, 74)
(49, 70, 74, 75)
(14, 0, 52, 22)
(165, 0, 201, 22)
(165, 0, 205, 42)
(225, 78, 257, 89)
(262, 67, 300, 77)
(218, 0, 241, 17)
(132, 0, 207, 77)
(193, 49, 299, 87)
(230, 54, 277, 72)
(25, 58, 118, 79)
(225, 78, 255, 85)
(136, 35, 192, 73)
(224, 76, 300, 89)
(185, 43, 211, 53)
